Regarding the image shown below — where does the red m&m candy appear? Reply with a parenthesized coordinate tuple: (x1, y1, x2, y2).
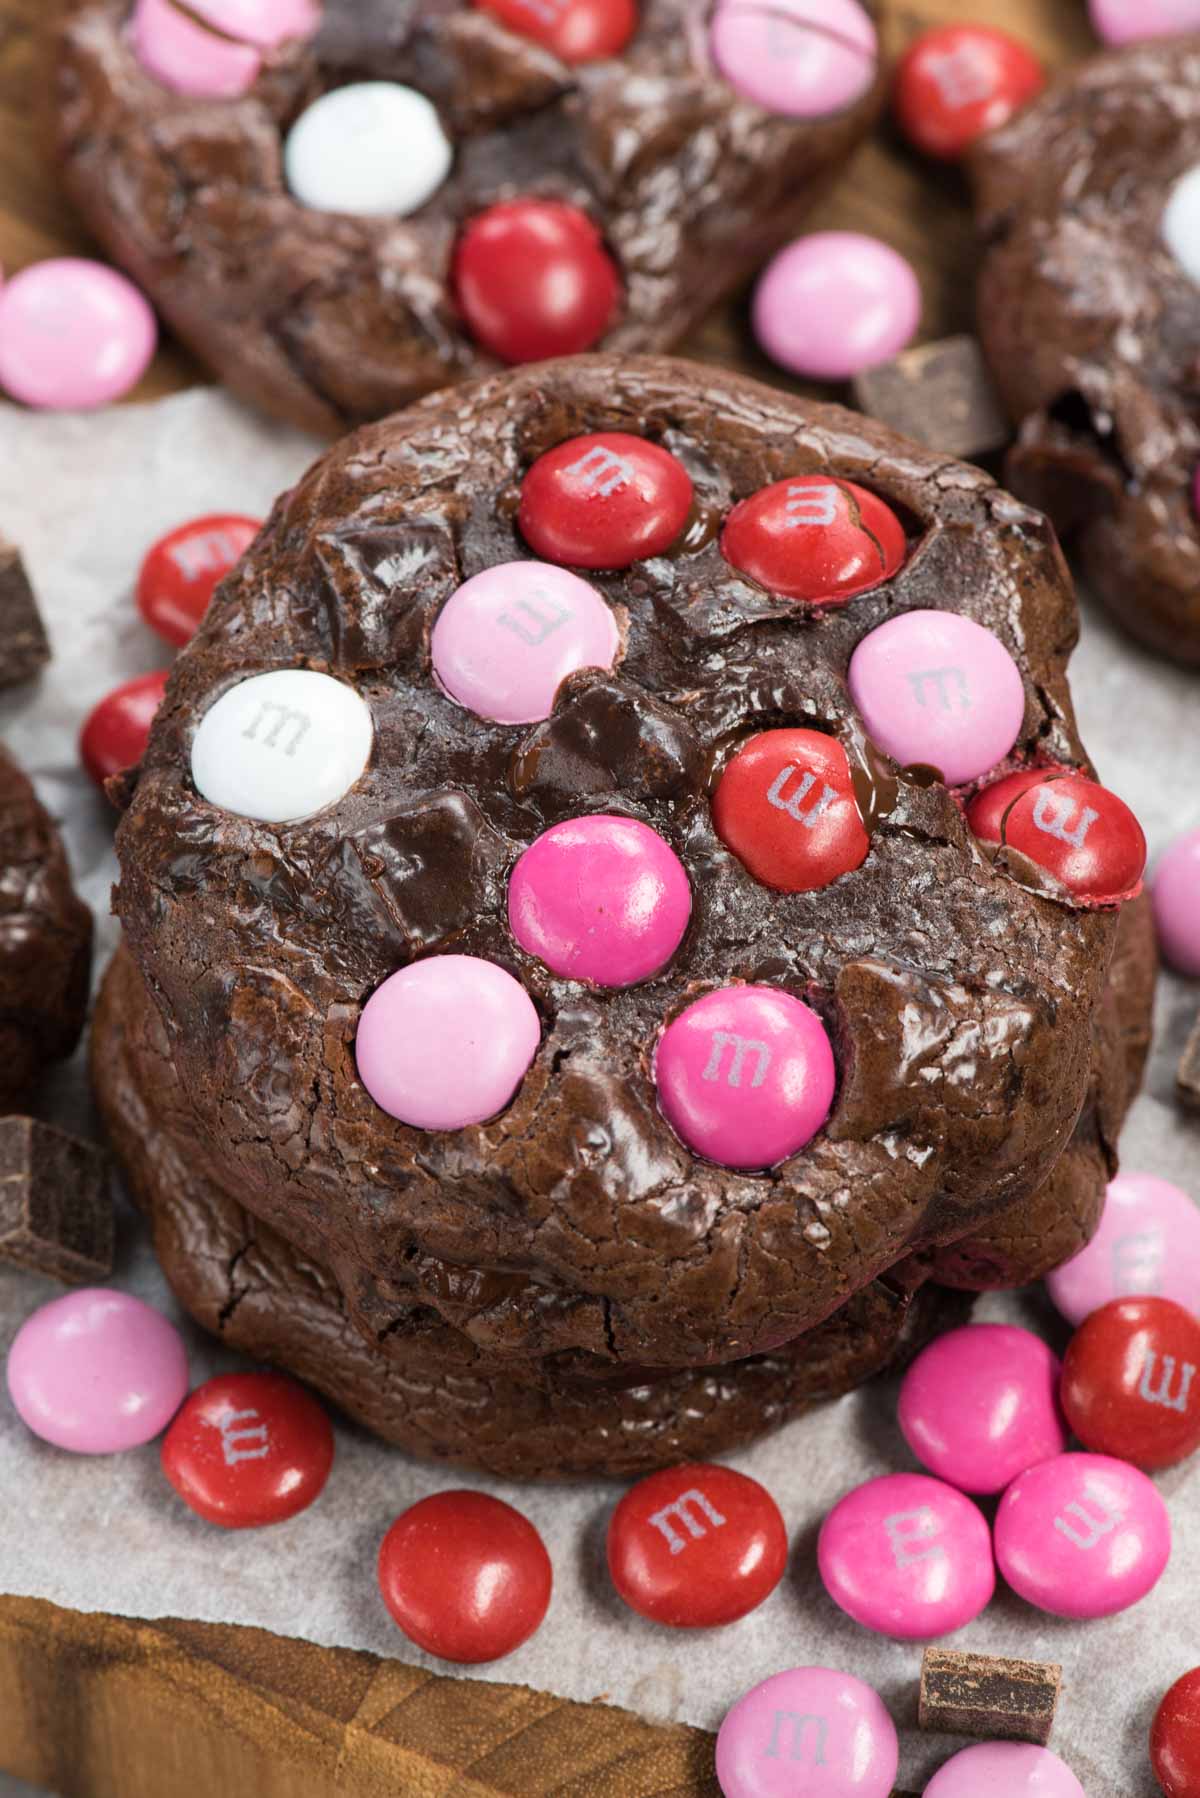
(1152, 1668, 1200, 1798)
(607, 1463, 787, 1627)
(894, 25, 1045, 162)
(721, 476, 906, 605)
(476, 0, 636, 62)
(998, 771, 1146, 905)
(1061, 1298, 1200, 1472)
(966, 765, 1069, 846)
(378, 1490, 552, 1663)
(454, 200, 621, 363)
(137, 514, 260, 647)
(518, 433, 693, 569)
(712, 729, 868, 893)
(161, 1372, 334, 1527)
(80, 669, 169, 786)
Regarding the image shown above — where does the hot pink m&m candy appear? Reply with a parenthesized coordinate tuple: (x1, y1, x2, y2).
(752, 233, 921, 381)
(6, 1288, 188, 1454)
(898, 1324, 1067, 1495)
(0, 260, 157, 410)
(710, 0, 878, 121)
(654, 985, 835, 1170)
(817, 1472, 994, 1639)
(715, 1667, 899, 1798)
(131, 0, 261, 97)
(994, 1451, 1170, 1619)
(431, 562, 619, 725)
(356, 956, 540, 1130)
(1090, 0, 1200, 45)
(847, 609, 1025, 785)
(1046, 1172, 1200, 1326)
(924, 1742, 1085, 1798)
(508, 815, 690, 987)
(1154, 826, 1200, 975)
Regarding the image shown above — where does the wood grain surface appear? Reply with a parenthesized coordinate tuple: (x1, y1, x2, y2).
(0, 1, 1089, 1794)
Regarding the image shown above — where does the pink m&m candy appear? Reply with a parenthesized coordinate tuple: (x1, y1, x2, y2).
(508, 815, 690, 987)
(1090, 0, 1200, 46)
(994, 1451, 1170, 1619)
(711, 0, 878, 121)
(1154, 826, 1200, 974)
(924, 1742, 1085, 1798)
(6, 1288, 189, 1454)
(654, 985, 835, 1170)
(752, 233, 921, 382)
(715, 1667, 898, 1798)
(898, 1324, 1067, 1495)
(0, 260, 157, 410)
(817, 1472, 994, 1639)
(431, 562, 619, 724)
(1046, 1171, 1200, 1326)
(131, 0, 261, 97)
(356, 956, 540, 1130)
(847, 609, 1025, 785)
(187, 0, 321, 48)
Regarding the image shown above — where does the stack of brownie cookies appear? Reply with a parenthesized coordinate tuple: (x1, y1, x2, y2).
(92, 355, 1156, 1479)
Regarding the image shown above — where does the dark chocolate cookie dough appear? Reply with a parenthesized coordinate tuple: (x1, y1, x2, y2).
(972, 37, 1200, 664)
(0, 747, 92, 1115)
(53, 0, 884, 435)
(94, 355, 1149, 1465)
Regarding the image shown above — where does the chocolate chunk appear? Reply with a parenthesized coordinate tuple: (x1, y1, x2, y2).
(0, 535, 50, 689)
(0, 1117, 114, 1286)
(852, 337, 1011, 463)
(1179, 1012, 1200, 1113)
(919, 1647, 1061, 1746)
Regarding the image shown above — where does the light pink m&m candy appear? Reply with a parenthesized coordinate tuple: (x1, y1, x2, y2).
(924, 1742, 1085, 1798)
(431, 562, 619, 725)
(6, 1289, 189, 1454)
(716, 1666, 898, 1798)
(509, 815, 690, 987)
(994, 1451, 1170, 1619)
(752, 233, 921, 382)
(1046, 1171, 1200, 1326)
(898, 1324, 1067, 1495)
(0, 260, 157, 410)
(1089, 0, 1200, 45)
(131, 0, 261, 97)
(847, 609, 1025, 785)
(1153, 826, 1200, 975)
(654, 985, 835, 1170)
(356, 956, 540, 1130)
(817, 1472, 994, 1639)
(710, 0, 877, 121)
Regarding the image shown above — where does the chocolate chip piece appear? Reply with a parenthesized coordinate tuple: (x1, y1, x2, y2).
(919, 1647, 1061, 1746)
(0, 1117, 114, 1286)
(852, 336, 1011, 463)
(0, 535, 50, 689)
(1179, 1012, 1200, 1113)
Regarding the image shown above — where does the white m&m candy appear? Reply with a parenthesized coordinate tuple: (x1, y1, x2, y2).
(191, 669, 372, 822)
(284, 83, 453, 218)
(1162, 163, 1200, 287)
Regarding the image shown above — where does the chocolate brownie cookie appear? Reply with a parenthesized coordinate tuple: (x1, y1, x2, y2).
(95, 355, 1148, 1429)
(93, 894, 1151, 1478)
(972, 37, 1200, 664)
(54, 0, 884, 436)
(0, 747, 93, 1115)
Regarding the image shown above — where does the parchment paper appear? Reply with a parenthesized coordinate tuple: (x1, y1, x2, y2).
(0, 389, 1197, 1797)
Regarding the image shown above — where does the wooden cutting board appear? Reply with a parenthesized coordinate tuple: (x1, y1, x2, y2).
(0, 0, 1091, 1792)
